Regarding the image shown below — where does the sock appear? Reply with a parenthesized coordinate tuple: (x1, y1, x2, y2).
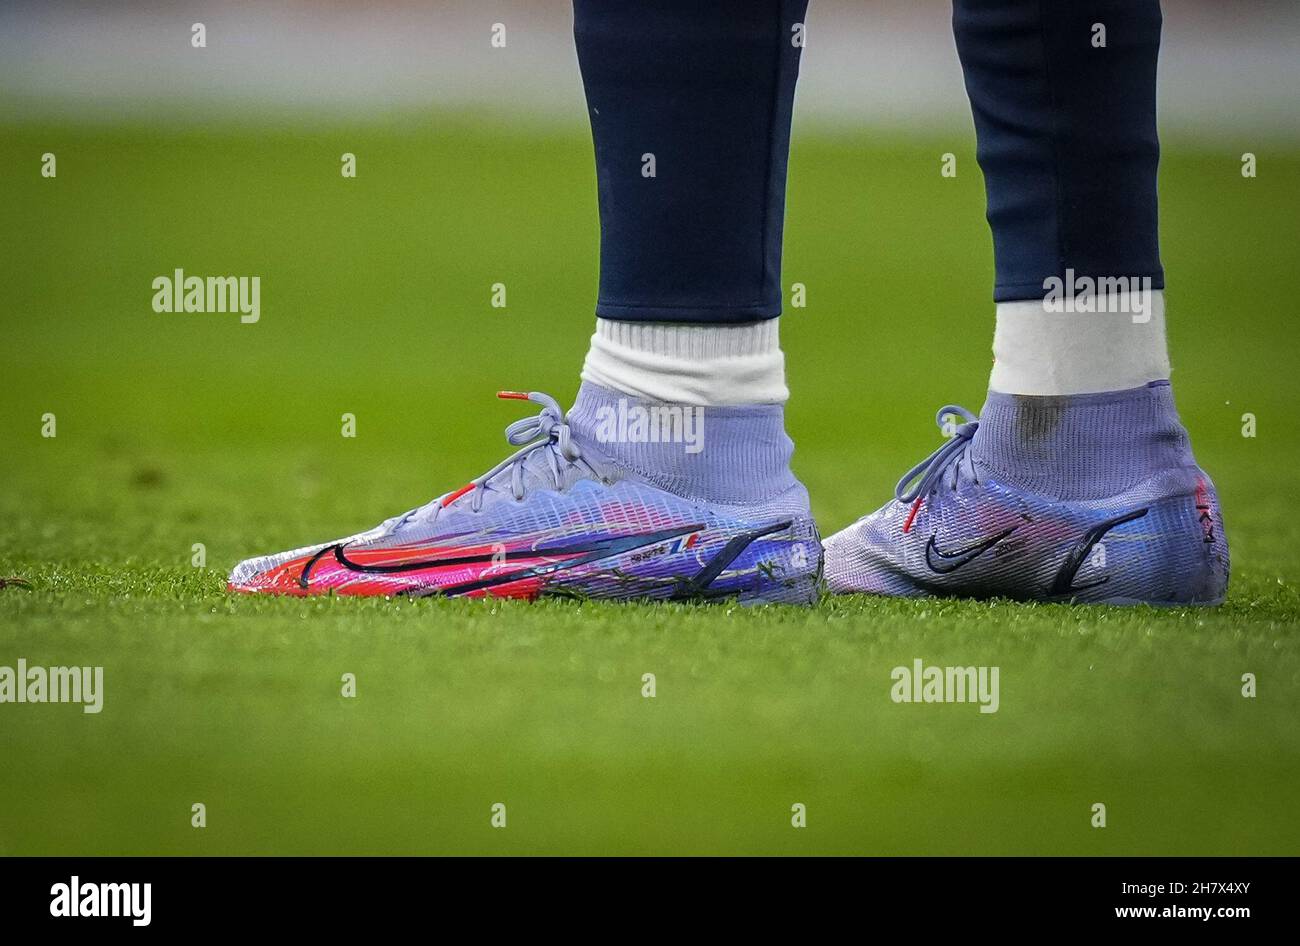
(990, 289, 1171, 396)
(970, 381, 1194, 501)
(581, 318, 788, 406)
(565, 381, 797, 503)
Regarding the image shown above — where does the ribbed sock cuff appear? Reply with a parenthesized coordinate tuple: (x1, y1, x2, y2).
(566, 381, 797, 503)
(990, 289, 1170, 395)
(581, 318, 788, 406)
(971, 381, 1195, 500)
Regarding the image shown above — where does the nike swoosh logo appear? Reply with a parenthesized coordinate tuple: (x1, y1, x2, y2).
(299, 524, 704, 593)
(1049, 507, 1149, 596)
(924, 526, 1018, 574)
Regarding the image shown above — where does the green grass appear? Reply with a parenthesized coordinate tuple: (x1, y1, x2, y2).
(1, 118, 1297, 855)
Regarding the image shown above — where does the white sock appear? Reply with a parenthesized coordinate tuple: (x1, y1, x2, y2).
(581, 318, 788, 406)
(989, 289, 1171, 395)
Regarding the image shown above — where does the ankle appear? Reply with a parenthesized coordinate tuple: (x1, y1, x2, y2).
(970, 381, 1196, 500)
(566, 382, 798, 503)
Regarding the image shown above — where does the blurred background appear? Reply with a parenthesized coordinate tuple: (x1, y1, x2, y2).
(2, 0, 1298, 139)
(1, 1, 1297, 855)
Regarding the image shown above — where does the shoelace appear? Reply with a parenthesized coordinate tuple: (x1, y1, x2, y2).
(894, 405, 979, 533)
(395, 391, 607, 528)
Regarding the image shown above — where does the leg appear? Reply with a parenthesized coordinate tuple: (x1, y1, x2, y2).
(574, 0, 805, 326)
(824, 0, 1229, 605)
(575, 0, 805, 407)
(960, 0, 1169, 395)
